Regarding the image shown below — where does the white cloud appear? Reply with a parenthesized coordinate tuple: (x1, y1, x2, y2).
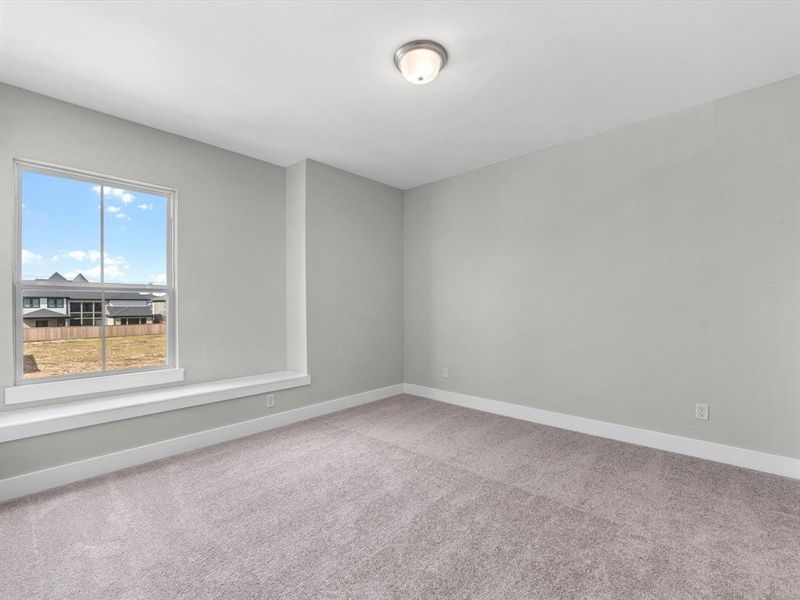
(66, 250, 88, 261)
(65, 254, 129, 282)
(94, 185, 135, 205)
(104, 254, 128, 267)
(66, 265, 101, 281)
(53, 249, 102, 262)
(106, 205, 121, 213)
(150, 273, 167, 284)
(115, 212, 131, 221)
(138, 203, 154, 211)
(101, 263, 127, 281)
(21, 249, 43, 264)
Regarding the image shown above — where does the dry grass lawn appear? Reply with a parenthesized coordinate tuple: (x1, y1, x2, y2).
(23, 334, 167, 379)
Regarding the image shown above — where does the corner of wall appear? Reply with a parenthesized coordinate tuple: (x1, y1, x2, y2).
(285, 160, 308, 374)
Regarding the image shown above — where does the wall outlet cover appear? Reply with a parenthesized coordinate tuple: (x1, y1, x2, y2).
(695, 403, 709, 421)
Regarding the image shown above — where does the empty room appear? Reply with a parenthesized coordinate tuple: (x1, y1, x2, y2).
(1, 1, 798, 598)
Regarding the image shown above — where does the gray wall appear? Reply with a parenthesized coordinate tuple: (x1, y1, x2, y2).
(404, 76, 800, 460)
(2, 75, 796, 481)
(0, 84, 287, 388)
(282, 160, 404, 407)
(0, 87, 404, 478)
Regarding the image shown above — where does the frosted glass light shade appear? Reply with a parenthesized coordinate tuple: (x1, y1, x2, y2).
(394, 40, 448, 85)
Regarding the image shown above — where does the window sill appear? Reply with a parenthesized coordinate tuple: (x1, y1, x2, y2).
(4, 368, 186, 405)
(0, 370, 311, 442)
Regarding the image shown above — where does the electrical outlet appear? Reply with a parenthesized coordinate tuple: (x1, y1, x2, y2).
(695, 403, 709, 421)
(266, 393, 275, 408)
(441, 367, 449, 378)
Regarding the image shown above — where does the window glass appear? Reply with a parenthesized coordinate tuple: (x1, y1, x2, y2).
(21, 171, 101, 282)
(105, 295, 168, 372)
(17, 166, 172, 384)
(24, 315, 102, 378)
(102, 188, 168, 285)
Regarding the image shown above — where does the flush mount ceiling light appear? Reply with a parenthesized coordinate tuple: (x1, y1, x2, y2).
(394, 40, 448, 85)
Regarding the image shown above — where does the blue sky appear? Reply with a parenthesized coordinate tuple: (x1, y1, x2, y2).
(21, 171, 167, 284)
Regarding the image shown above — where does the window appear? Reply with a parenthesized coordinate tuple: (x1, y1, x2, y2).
(120, 317, 148, 325)
(69, 301, 102, 326)
(16, 161, 174, 384)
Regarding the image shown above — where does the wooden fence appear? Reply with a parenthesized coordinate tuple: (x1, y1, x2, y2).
(24, 323, 167, 343)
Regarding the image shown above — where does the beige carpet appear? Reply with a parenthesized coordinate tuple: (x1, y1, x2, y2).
(2, 394, 799, 599)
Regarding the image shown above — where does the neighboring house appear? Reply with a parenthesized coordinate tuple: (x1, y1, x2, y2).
(22, 272, 165, 328)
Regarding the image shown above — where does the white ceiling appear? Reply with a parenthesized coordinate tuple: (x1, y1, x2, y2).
(1, 1, 799, 189)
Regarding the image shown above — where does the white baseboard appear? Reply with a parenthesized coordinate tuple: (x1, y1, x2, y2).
(404, 383, 800, 480)
(3, 381, 797, 503)
(1, 370, 312, 442)
(0, 383, 404, 503)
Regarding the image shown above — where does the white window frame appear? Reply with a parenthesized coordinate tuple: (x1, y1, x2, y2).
(8, 159, 181, 405)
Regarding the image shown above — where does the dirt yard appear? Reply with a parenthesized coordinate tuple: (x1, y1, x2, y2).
(23, 334, 167, 379)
